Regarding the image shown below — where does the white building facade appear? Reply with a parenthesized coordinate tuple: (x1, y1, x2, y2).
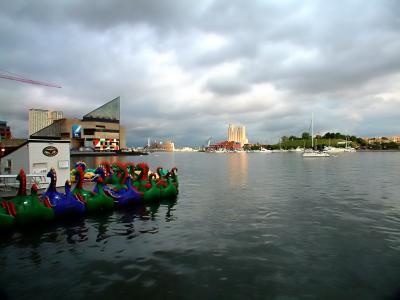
(0, 139, 70, 187)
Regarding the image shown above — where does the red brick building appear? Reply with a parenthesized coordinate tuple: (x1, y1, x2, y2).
(0, 121, 11, 140)
(206, 140, 242, 151)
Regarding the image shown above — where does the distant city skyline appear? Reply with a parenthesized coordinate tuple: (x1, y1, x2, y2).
(1, 1, 400, 146)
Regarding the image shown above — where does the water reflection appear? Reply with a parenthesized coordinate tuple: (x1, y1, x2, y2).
(0, 200, 178, 265)
(65, 218, 88, 244)
(227, 153, 248, 188)
(2, 152, 400, 300)
(72, 156, 127, 168)
(71, 153, 178, 172)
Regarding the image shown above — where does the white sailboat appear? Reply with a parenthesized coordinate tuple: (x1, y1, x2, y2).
(324, 146, 345, 153)
(302, 113, 330, 158)
(344, 137, 356, 152)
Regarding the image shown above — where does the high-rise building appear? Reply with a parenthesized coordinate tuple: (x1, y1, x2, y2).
(228, 124, 248, 146)
(49, 111, 63, 123)
(0, 120, 12, 140)
(29, 109, 63, 135)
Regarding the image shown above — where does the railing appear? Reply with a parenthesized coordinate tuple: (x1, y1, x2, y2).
(0, 174, 50, 193)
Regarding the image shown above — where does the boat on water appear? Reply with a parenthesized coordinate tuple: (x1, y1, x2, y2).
(324, 137, 356, 153)
(271, 149, 289, 153)
(0, 162, 179, 230)
(303, 149, 330, 157)
(288, 146, 305, 152)
(323, 146, 346, 153)
(234, 149, 246, 153)
(344, 138, 357, 152)
(214, 148, 227, 153)
(260, 148, 272, 153)
(303, 113, 330, 158)
(344, 147, 356, 152)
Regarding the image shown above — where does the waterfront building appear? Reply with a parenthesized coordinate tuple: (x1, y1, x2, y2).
(390, 136, 400, 143)
(0, 120, 12, 140)
(146, 139, 175, 152)
(0, 139, 70, 186)
(29, 109, 63, 135)
(175, 147, 196, 152)
(30, 97, 126, 151)
(206, 140, 241, 151)
(162, 140, 175, 152)
(228, 124, 248, 147)
(363, 136, 400, 144)
(0, 139, 27, 157)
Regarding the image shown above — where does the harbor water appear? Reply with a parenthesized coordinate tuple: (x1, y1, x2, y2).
(1, 152, 400, 299)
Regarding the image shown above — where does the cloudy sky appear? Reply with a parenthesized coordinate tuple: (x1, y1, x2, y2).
(1, 0, 400, 146)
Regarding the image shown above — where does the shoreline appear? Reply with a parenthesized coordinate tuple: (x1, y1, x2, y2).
(70, 151, 148, 156)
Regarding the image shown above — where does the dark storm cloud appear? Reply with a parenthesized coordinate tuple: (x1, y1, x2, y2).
(1, 0, 400, 145)
(204, 77, 250, 96)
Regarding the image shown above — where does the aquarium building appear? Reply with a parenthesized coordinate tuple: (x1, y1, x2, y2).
(30, 97, 126, 151)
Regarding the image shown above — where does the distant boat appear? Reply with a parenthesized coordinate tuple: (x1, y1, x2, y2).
(303, 149, 330, 157)
(344, 137, 357, 152)
(288, 146, 304, 152)
(344, 147, 356, 152)
(234, 149, 246, 153)
(324, 137, 356, 153)
(323, 146, 345, 153)
(260, 148, 272, 153)
(214, 148, 227, 153)
(272, 149, 289, 153)
(303, 113, 330, 158)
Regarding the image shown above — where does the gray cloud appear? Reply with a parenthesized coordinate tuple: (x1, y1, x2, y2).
(1, 0, 400, 146)
(204, 77, 250, 96)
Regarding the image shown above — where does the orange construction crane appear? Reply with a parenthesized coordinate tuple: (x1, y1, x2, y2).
(0, 72, 61, 88)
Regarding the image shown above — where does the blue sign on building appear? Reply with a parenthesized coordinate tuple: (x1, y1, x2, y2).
(72, 125, 81, 138)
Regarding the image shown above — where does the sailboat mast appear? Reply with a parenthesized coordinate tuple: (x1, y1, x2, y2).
(311, 112, 314, 148)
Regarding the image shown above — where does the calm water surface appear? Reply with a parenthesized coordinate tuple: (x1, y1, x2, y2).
(1, 152, 400, 300)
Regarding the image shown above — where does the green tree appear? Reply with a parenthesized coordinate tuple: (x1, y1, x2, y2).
(385, 141, 398, 149)
(301, 132, 310, 139)
(356, 138, 367, 146)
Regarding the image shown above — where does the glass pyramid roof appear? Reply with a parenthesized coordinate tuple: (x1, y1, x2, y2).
(83, 97, 120, 122)
(30, 120, 61, 138)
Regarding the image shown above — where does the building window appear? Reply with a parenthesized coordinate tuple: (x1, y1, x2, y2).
(83, 128, 96, 135)
(4, 159, 11, 174)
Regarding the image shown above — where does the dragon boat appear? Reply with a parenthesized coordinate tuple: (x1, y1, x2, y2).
(0, 200, 15, 229)
(157, 167, 178, 196)
(132, 162, 150, 192)
(0, 161, 179, 229)
(143, 173, 162, 202)
(100, 161, 122, 185)
(41, 168, 86, 217)
(108, 162, 128, 191)
(2, 170, 54, 226)
(157, 172, 179, 199)
(72, 166, 93, 200)
(72, 167, 114, 212)
(100, 163, 143, 206)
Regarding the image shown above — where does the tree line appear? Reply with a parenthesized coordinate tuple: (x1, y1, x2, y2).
(280, 132, 367, 146)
